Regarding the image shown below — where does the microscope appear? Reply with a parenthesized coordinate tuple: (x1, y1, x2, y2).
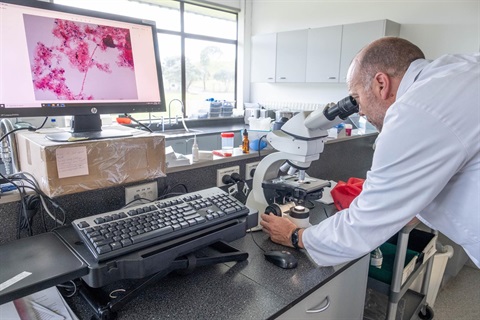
(246, 96, 359, 228)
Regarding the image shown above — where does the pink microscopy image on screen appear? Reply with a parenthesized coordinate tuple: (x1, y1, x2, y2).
(23, 14, 138, 101)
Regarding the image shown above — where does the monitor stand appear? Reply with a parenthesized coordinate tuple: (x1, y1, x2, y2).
(45, 114, 132, 142)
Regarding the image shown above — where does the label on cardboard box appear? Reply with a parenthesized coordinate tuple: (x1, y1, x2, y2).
(56, 146, 89, 178)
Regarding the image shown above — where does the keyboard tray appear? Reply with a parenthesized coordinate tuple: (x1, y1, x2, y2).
(71, 187, 252, 262)
(55, 209, 256, 288)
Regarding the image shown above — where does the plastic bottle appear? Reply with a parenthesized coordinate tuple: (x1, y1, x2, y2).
(242, 129, 249, 154)
(191, 134, 199, 163)
(370, 247, 383, 269)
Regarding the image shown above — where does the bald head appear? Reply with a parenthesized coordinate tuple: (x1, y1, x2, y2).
(348, 37, 425, 89)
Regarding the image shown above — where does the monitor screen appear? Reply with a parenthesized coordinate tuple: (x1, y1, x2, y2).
(0, 0, 166, 141)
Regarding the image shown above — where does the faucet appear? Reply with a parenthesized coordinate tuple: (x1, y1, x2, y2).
(168, 99, 184, 126)
(168, 99, 189, 132)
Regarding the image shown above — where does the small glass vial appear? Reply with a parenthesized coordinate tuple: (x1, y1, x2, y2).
(344, 124, 353, 136)
(242, 129, 249, 154)
(370, 247, 383, 269)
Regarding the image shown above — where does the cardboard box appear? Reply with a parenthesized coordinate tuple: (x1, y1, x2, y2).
(15, 130, 166, 197)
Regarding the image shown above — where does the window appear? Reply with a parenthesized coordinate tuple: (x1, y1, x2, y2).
(53, 0, 238, 120)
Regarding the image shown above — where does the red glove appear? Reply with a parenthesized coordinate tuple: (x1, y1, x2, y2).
(330, 177, 365, 211)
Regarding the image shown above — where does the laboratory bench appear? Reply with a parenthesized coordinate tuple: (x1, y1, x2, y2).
(0, 131, 378, 319)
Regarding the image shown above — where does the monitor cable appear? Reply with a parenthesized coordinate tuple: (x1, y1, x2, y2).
(124, 113, 153, 133)
(1, 170, 66, 238)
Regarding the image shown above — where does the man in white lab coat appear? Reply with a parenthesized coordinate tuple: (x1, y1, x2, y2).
(260, 37, 480, 267)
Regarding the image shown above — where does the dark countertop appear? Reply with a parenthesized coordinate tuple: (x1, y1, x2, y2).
(64, 204, 362, 320)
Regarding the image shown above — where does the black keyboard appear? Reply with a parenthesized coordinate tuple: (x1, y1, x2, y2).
(72, 187, 250, 261)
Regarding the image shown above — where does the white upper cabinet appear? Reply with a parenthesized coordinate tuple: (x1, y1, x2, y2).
(251, 20, 400, 83)
(275, 29, 308, 82)
(251, 33, 277, 82)
(339, 20, 400, 82)
(306, 25, 343, 83)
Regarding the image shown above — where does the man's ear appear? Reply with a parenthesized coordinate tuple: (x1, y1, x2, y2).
(373, 72, 391, 100)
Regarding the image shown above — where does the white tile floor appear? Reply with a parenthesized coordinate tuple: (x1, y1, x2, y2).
(364, 265, 480, 320)
(433, 265, 480, 320)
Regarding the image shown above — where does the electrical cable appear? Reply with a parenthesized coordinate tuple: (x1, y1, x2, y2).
(109, 288, 126, 299)
(35, 117, 48, 130)
(0, 117, 44, 146)
(257, 134, 268, 157)
(160, 183, 188, 197)
(124, 197, 156, 208)
(158, 192, 186, 199)
(125, 113, 153, 133)
(16, 171, 66, 225)
(56, 280, 77, 298)
(248, 228, 266, 253)
(1, 171, 67, 236)
(0, 122, 70, 237)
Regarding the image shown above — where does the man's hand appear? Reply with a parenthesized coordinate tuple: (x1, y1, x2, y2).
(260, 213, 298, 247)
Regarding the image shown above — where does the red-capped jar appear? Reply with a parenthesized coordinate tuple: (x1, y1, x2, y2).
(221, 132, 235, 153)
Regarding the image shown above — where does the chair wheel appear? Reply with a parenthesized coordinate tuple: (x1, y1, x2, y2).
(418, 305, 434, 320)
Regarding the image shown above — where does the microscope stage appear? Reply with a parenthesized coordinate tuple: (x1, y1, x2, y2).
(266, 175, 331, 193)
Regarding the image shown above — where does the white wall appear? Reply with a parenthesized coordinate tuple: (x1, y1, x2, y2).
(245, 0, 479, 106)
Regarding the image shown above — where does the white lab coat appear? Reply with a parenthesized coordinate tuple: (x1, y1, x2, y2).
(303, 54, 480, 267)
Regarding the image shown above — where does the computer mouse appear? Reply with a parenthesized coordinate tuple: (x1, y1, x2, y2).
(264, 250, 298, 269)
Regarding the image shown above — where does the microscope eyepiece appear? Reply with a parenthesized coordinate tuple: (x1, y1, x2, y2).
(323, 96, 359, 121)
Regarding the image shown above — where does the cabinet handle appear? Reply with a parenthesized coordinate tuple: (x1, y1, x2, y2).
(279, 77, 286, 79)
(328, 76, 336, 80)
(306, 296, 330, 313)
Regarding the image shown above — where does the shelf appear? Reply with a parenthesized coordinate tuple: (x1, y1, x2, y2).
(402, 289, 426, 320)
(368, 260, 429, 301)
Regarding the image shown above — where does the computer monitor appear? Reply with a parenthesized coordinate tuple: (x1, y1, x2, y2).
(0, 0, 166, 142)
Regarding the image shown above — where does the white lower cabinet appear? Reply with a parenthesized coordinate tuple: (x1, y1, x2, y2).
(276, 254, 369, 320)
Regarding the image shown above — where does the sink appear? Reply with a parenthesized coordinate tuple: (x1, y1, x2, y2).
(159, 128, 203, 137)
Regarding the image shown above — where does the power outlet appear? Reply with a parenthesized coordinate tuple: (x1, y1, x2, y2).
(125, 181, 158, 205)
(217, 166, 240, 187)
(245, 161, 260, 180)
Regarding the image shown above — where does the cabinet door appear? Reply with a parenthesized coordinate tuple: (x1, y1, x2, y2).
(251, 33, 277, 82)
(276, 255, 369, 320)
(339, 20, 400, 82)
(275, 29, 308, 82)
(306, 25, 342, 83)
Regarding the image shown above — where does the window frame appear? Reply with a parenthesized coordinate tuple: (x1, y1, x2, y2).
(161, 1, 238, 118)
